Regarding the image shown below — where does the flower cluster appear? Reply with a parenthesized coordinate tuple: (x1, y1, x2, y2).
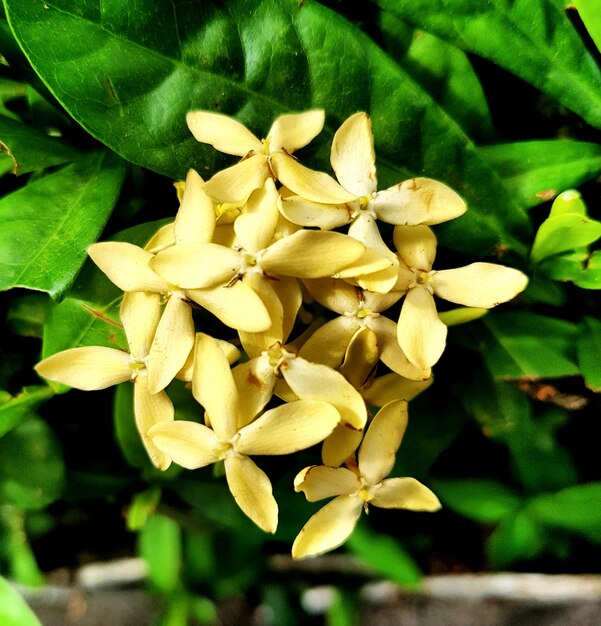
(35, 110, 528, 558)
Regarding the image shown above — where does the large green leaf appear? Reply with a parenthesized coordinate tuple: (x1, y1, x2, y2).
(0, 576, 43, 626)
(478, 141, 601, 209)
(138, 513, 182, 593)
(0, 114, 79, 174)
(0, 386, 54, 439)
(0, 150, 126, 300)
(481, 311, 579, 379)
(0, 417, 65, 509)
(4, 0, 530, 255)
(375, 0, 601, 129)
(577, 316, 601, 392)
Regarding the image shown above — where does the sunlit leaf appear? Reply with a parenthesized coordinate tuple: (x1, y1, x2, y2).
(0, 576, 43, 626)
(138, 513, 182, 593)
(531, 213, 601, 263)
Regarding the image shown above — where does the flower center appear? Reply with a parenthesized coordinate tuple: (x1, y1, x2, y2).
(264, 341, 296, 375)
(350, 194, 377, 220)
(408, 268, 435, 294)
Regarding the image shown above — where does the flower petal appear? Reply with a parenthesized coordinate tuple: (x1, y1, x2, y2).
(372, 178, 467, 225)
(330, 112, 377, 197)
(234, 178, 279, 253)
(133, 375, 174, 470)
(358, 400, 408, 485)
(270, 153, 357, 204)
(292, 496, 363, 559)
(232, 358, 276, 429)
(192, 333, 239, 441)
(321, 424, 364, 467)
(261, 230, 365, 278)
(339, 327, 379, 389)
(144, 223, 175, 253)
(146, 295, 195, 394)
(283, 357, 367, 429)
(35, 346, 131, 390)
(120, 291, 162, 360)
(294, 465, 361, 501)
(302, 277, 361, 315)
(298, 317, 359, 369)
(174, 169, 216, 244)
(431, 263, 529, 308)
(235, 400, 340, 456)
(267, 109, 325, 153)
(187, 281, 271, 332)
(392, 225, 437, 271)
(88, 242, 168, 293)
(279, 195, 351, 230)
(372, 477, 442, 511)
(368, 316, 431, 381)
(397, 287, 448, 370)
(224, 455, 279, 533)
(203, 154, 269, 204)
(147, 419, 222, 470)
(186, 111, 262, 156)
(362, 372, 433, 407)
(150, 243, 239, 289)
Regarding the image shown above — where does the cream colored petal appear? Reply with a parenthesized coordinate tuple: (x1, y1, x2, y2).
(330, 112, 377, 197)
(133, 375, 175, 470)
(224, 455, 278, 533)
(339, 327, 379, 389)
(146, 296, 195, 394)
(187, 281, 272, 333)
(302, 277, 361, 315)
(292, 495, 363, 559)
(273, 377, 297, 403)
(298, 317, 358, 369)
(397, 287, 447, 370)
(294, 465, 361, 501)
(234, 178, 279, 253)
(261, 230, 365, 278)
(372, 178, 467, 225)
(267, 109, 325, 153)
(120, 291, 162, 359)
(150, 243, 239, 289)
(362, 372, 433, 407)
(232, 358, 276, 429)
(392, 225, 437, 271)
(431, 263, 529, 308)
(88, 242, 168, 293)
(368, 316, 431, 381)
(174, 169, 216, 244)
(146, 419, 222, 470)
(372, 477, 442, 511)
(235, 400, 339, 456)
(144, 223, 175, 253)
(321, 424, 364, 467)
(279, 195, 351, 230)
(203, 154, 269, 204)
(364, 289, 404, 314)
(192, 333, 239, 441)
(272, 277, 302, 345)
(178, 336, 240, 382)
(186, 111, 262, 156)
(270, 153, 357, 204)
(35, 347, 131, 390)
(358, 400, 408, 485)
(282, 357, 367, 430)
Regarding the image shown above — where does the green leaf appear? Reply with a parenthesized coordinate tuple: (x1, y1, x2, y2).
(0, 507, 45, 586)
(478, 141, 601, 208)
(0, 150, 126, 300)
(481, 312, 579, 379)
(375, 0, 601, 129)
(0, 386, 54, 439)
(379, 11, 493, 141)
(574, 250, 601, 289)
(430, 479, 521, 523)
(0, 576, 43, 626)
(6, 293, 51, 338)
(571, 0, 601, 53)
(577, 316, 601, 391)
(486, 510, 545, 568)
(549, 189, 588, 217)
(138, 513, 182, 593)
(113, 382, 154, 470)
(531, 213, 601, 263)
(0, 417, 65, 509)
(126, 487, 161, 531)
(528, 482, 601, 542)
(4, 0, 530, 255)
(347, 523, 422, 587)
(538, 248, 589, 283)
(0, 114, 79, 175)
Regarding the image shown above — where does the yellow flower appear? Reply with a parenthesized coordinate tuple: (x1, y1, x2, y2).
(292, 400, 441, 559)
(148, 334, 340, 533)
(393, 225, 529, 370)
(34, 292, 173, 470)
(187, 109, 326, 204)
